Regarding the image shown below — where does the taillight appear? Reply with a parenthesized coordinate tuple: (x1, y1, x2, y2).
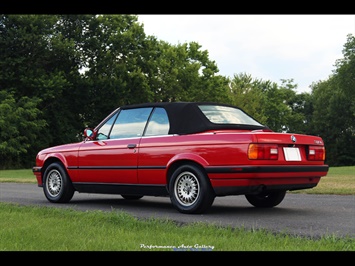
(308, 146, 325, 161)
(248, 144, 278, 160)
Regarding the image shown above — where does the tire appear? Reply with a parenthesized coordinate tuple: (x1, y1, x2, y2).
(43, 162, 75, 203)
(245, 190, 286, 208)
(169, 164, 215, 214)
(121, 195, 144, 200)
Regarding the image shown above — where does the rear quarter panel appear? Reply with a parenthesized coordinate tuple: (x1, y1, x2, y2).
(137, 132, 255, 184)
(137, 131, 327, 185)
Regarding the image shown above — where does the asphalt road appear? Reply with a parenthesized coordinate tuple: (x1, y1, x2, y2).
(0, 183, 354, 239)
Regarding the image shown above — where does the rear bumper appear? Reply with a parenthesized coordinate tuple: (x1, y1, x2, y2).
(211, 177, 320, 196)
(205, 165, 328, 196)
(205, 165, 329, 175)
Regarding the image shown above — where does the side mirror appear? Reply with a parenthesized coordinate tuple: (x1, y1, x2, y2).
(84, 128, 96, 140)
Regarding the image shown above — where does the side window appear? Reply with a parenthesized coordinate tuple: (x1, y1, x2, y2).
(109, 107, 152, 139)
(96, 113, 118, 140)
(144, 107, 170, 136)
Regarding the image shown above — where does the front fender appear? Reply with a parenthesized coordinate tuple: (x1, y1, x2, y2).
(41, 153, 69, 169)
(34, 152, 71, 186)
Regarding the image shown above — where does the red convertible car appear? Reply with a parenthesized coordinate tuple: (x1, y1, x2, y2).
(33, 102, 329, 214)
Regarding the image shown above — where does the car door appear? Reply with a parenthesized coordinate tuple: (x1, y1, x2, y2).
(76, 107, 153, 184)
(138, 107, 171, 185)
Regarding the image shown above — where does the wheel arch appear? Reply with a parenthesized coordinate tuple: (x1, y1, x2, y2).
(41, 156, 68, 183)
(166, 157, 210, 192)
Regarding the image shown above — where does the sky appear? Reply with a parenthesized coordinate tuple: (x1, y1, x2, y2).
(137, 15, 355, 93)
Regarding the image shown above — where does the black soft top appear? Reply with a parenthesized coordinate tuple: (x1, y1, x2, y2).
(120, 102, 268, 135)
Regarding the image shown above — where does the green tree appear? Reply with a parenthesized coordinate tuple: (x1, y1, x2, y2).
(228, 73, 269, 124)
(311, 79, 346, 165)
(143, 40, 229, 103)
(0, 91, 46, 168)
(277, 79, 308, 134)
(0, 14, 232, 168)
(0, 14, 93, 167)
(283, 91, 314, 135)
(228, 74, 302, 132)
(311, 34, 355, 166)
(79, 15, 154, 123)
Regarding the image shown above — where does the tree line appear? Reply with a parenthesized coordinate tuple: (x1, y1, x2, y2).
(0, 14, 354, 169)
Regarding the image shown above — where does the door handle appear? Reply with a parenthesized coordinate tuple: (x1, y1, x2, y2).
(127, 144, 136, 149)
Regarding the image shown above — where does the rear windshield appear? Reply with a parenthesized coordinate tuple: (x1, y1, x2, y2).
(198, 105, 263, 126)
